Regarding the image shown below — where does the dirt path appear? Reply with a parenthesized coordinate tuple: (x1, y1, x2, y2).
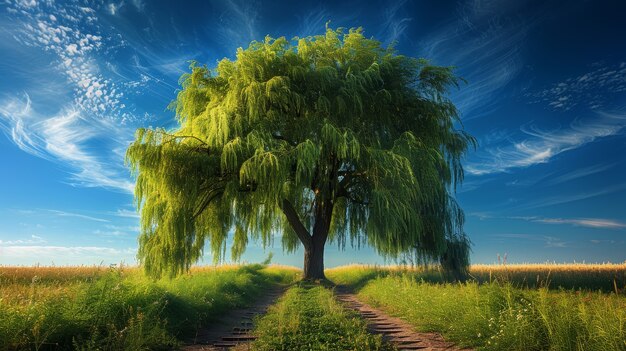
(181, 285, 286, 351)
(334, 286, 473, 351)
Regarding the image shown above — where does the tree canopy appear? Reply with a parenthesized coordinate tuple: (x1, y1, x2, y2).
(126, 27, 475, 279)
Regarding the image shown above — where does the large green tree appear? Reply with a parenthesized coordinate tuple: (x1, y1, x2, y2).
(126, 27, 474, 280)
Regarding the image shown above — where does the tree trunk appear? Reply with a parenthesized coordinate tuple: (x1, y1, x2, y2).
(280, 196, 333, 281)
(303, 235, 326, 280)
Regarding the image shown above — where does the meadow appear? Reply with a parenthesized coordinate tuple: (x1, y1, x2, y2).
(2, 263, 625, 350)
(0, 264, 299, 351)
(327, 263, 626, 351)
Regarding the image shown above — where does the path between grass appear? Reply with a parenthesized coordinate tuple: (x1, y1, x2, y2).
(334, 285, 473, 351)
(181, 285, 287, 350)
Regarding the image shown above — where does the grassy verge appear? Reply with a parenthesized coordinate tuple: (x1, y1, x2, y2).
(251, 282, 394, 351)
(327, 267, 626, 351)
(0, 264, 299, 351)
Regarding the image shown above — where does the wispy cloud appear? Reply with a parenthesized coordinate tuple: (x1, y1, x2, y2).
(0, 1, 160, 192)
(47, 209, 109, 223)
(113, 208, 140, 219)
(590, 239, 618, 245)
(0, 235, 46, 245)
(543, 162, 616, 186)
(376, 0, 411, 45)
(524, 182, 626, 209)
(0, 245, 136, 257)
(543, 236, 567, 248)
(473, 212, 626, 229)
(297, 8, 329, 38)
(492, 233, 568, 248)
(419, 0, 544, 118)
(215, 0, 259, 51)
(465, 110, 626, 175)
(511, 216, 626, 229)
(527, 62, 626, 111)
(6, 0, 134, 122)
(0, 93, 134, 192)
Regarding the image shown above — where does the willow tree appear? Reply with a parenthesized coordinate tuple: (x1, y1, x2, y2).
(126, 27, 474, 280)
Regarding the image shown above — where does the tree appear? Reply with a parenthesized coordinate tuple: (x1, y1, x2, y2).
(126, 27, 475, 280)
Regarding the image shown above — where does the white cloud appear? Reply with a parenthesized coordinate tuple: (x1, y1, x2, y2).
(216, 0, 259, 50)
(0, 245, 136, 257)
(113, 208, 140, 218)
(0, 94, 134, 193)
(536, 218, 626, 229)
(543, 162, 616, 186)
(474, 212, 626, 230)
(107, 3, 118, 15)
(419, 0, 536, 118)
(0, 235, 46, 245)
(130, 0, 144, 12)
(491, 233, 568, 248)
(528, 62, 626, 111)
(466, 111, 626, 175)
(47, 209, 109, 223)
(513, 216, 626, 229)
(376, 0, 411, 45)
(297, 8, 329, 38)
(66, 43, 79, 55)
(522, 182, 626, 209)
(16, 0, 37, 8)
(0, 94, 49, 160)
(7, 0, 131, 121)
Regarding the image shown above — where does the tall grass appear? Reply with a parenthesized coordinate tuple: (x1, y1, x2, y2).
(0, 264, 299, 351)
(327, 265, 626, 351)
(251, 283, 394, 351)
(329, 262, 626, 292)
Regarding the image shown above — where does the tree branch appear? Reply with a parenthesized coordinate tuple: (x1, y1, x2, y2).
(154, 130, 208, 146)
(192, 189, 224, 220)
(280, 199, 312, 249)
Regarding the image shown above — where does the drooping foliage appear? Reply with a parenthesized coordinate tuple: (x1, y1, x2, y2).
(126, 27, 475, 278)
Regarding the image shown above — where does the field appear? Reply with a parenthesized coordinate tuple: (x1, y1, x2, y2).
(0, 264, 299, 351)
(327, 263, 626, 351)
(1, 263, 625, 350)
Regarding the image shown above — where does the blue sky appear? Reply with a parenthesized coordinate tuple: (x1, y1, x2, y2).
(1, 0, 625, 267)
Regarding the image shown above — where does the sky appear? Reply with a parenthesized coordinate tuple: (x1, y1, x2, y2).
(0, 0, 625, 267)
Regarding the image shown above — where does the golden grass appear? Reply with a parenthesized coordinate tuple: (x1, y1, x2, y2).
(0, 263, 301, 284)
(327, 262, 626, 292)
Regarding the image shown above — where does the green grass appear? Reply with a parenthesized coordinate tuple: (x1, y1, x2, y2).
(5, 263, 624, 350)
(0, 264, 299, 351)
(327, 267, 626, 351)
(326, 263, 626, 293)
(251, 282, 394, 351)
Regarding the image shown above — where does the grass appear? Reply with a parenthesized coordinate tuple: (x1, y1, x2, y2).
(0, 264, 300, 351)
(328, 262, 626, 292)
(4, 263, 625, 350)
(251, 282, 394, 351)
(327, 265, 626, 351)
